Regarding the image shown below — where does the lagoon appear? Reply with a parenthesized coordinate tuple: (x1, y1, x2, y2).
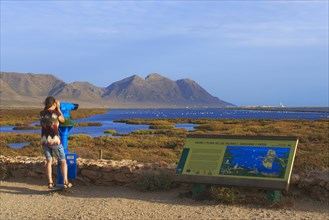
(1, 109, 328, 137)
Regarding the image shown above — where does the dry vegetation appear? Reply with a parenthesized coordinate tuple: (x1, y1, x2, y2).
(0, 109, 41, 126)
(0, 108, 108, 126)
(114, 118, 329, 171)
(1, 114, 328, 171)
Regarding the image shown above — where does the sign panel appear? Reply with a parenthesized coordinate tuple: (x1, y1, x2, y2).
(176, 135, 298, 189)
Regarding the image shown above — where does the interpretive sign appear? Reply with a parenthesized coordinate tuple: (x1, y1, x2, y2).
(175, 135, 298, 190)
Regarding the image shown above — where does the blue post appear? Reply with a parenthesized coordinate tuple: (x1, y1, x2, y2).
(59, 127, 72, 154)
(57, 102, 79, 186)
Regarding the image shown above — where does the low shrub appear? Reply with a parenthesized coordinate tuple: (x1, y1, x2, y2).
(1, 118, 328, 171)
(0, 109, 40, 126)
(12, 125, 40, 130)
(132, 128, 187, 136)
(68, 134, 94, 140)
(209, 186, 239, 204)
(0, 108, 108, 126)
(0, 165, 8, 180)
(133, 171, 173, 191)
(70, 109, 108, 120)
(104, 129, 117, 134)
(149, 124, 175, 129)
(75, 122, 102, 127)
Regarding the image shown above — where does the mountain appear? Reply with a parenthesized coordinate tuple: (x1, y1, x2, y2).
(0, 72, 66, 96)
(102, 73, 233, 107)
(54, 82, 105, 102)
(0, 72, 235, 108)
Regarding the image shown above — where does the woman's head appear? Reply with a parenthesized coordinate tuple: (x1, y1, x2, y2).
(44, 96, 56, 110)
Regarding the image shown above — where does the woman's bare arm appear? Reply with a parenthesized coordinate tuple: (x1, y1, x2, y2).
(55, 101, 65, 123)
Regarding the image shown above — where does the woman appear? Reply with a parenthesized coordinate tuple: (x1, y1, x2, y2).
(40, 96, 72, 189)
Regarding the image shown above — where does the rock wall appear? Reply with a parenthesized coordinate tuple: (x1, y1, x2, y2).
(0, 155, 328, 201)
(0, 156, 175, 186)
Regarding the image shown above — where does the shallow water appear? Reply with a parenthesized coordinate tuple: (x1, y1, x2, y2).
(7, 142, 30, 148)
(1, 109, 328, 138)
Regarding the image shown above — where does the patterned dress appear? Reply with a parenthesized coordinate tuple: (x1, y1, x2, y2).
(40, 110, 62, 147)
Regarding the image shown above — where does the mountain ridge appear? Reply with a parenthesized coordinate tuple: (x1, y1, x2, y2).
(0, 72, 235, 108)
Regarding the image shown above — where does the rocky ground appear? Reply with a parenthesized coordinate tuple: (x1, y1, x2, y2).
(1, 178, 328, 220)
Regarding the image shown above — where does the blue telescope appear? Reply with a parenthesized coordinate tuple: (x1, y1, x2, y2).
(60, 103, 79, 119)
(57, 102, 79, 185)
(59, 102, 79, 153)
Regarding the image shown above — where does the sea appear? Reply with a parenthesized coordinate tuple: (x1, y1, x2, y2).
(1, 108, 328, 139)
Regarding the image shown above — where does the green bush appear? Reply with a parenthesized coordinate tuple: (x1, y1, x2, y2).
(134, 171, 173, 191)
(209, 186, 239, 204)
(0, 165, 8, 180)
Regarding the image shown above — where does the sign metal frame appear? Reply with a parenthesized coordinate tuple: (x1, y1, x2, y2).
(175, 135, 299, 190)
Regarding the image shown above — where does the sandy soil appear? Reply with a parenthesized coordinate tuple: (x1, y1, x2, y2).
(1, 179, 328, 220)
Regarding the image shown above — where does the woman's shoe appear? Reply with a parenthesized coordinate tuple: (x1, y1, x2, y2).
(48, 182, 55, 189)
(63, 182, 72, 189)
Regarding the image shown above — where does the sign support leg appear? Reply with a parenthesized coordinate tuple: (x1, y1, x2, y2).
(266, 190, 281, 202)
(192, 184, 207, 199)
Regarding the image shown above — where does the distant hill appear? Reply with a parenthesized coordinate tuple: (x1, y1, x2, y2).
(0, 72, 235, 108)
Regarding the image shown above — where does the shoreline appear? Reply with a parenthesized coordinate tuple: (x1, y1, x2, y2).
(1, 106, 328, 112)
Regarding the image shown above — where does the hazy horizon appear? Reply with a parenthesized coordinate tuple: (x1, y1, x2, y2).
(1, 1, 328, 107)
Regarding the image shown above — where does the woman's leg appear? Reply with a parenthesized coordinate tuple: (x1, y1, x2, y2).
(60, 159, 69, 184)
(53, 144, 71, 187)
(42, 145, 53, 184)
(46, 159, 53, 184)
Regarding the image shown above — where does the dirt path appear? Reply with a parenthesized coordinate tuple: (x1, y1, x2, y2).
(1, 179, 328, 220)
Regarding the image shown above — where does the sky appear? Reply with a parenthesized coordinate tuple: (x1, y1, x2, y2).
(1, 1, 328, 107)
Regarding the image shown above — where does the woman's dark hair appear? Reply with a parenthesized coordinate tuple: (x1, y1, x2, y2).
(44, 96, 56, 110)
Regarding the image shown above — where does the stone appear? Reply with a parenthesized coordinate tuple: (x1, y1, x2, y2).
(33, 165, 44, 174)
(143, 163, 153, 170)
(299, 176, 317, 189)
(77, 164, 85, 169)
(120, 166, 133, 174)
(74, 177, 90, 185)
(10, 169, 26, 178)
(7, 164, 18, 170)
(81, 169, 101, 180)
(26, 170, 41, 178)
(96, 164, 104, 169)
(108, 161, 118, 167)
(168, 164, 177, 169)
(310, 185, 329, 202)
(290, 174, 300, 184)
(159, 161, 169, 168)
(81, 176, 92, 183)
(102, 165, 114, 172)
(326, 182, 329, 191)
(85, 164, 100, 171)
(114, 173, 131, 183)
(102, 172, 115, 182)
(94, 179, 104, 185)
(319, 180, 327, 188)
(102, 181, 115, 186)
(133, 169, 145, 176)
(134, 164, 144, 169)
